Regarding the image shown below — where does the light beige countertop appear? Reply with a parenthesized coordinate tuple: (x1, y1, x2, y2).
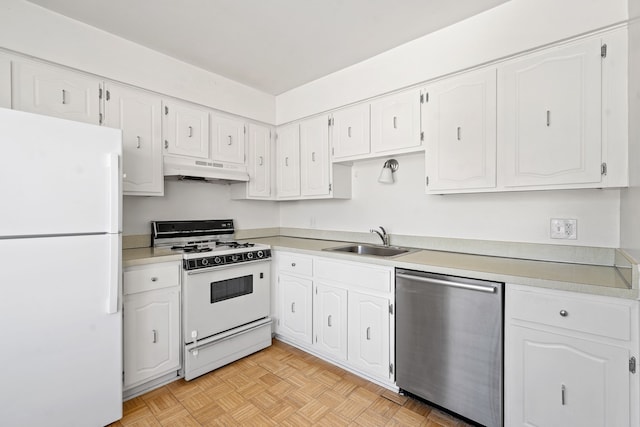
(123, 236, 637, 299)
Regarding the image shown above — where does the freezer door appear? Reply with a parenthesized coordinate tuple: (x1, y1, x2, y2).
(0, 108, 122, 236)
(0, 234, 122, 426)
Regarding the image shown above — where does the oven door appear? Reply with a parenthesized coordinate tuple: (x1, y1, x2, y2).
(183, 259, 270, 343)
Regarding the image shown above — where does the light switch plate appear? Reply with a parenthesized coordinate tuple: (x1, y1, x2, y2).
(550, 218, 577, 240)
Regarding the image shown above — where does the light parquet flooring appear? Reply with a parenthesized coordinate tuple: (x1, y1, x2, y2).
(110, 339, 474, 426)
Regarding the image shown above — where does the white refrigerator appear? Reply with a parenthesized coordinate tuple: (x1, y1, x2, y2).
(0, 108, 123, 426)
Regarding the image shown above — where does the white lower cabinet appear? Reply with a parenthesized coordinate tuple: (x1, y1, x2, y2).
(123, 262, 181, 390)
(274, 251, 394, 386)
(505, 284, 639, 427)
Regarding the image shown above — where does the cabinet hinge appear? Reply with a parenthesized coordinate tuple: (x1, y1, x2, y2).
(275, 133, 278, 141)
(331, 147, 335, 156)
(99, 87, 103, 99)
(106, 90, 110, 101)
(244, 125, 247, 134)
(601, 44, 607, 58)
(315, 287, 317, 294)
(426, 176, 429, 186)
(329, 183, 332, 192)
(421, 92, 429, 103)
(420, 131, 424, 142)
(389, 303, 394, 315)
(389, 363, 394, 375)
(630, 357, 636, 374)
(99, 113, 103, 125)
(164, 105, 169, 115)
(601, 162, 608, 176)
(315, 335, 318, 343)
(328, 117, 332, 127)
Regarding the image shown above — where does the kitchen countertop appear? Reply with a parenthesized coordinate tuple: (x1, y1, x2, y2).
(123, 236, 637, 299)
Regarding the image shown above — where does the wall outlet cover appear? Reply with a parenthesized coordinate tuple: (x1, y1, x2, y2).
(550, 218, 577, 240)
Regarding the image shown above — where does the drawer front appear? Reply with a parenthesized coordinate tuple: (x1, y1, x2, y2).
(278, 252, 313, 277)
(508, 287, 632, 341)
(124, 262, 180, 295)
(315, 257, 392, 293)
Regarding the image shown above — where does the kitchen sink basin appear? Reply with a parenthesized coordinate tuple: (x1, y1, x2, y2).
(324, 244, 410, 257)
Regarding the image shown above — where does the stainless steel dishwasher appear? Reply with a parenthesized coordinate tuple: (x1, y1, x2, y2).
(396, 269, 503, 427)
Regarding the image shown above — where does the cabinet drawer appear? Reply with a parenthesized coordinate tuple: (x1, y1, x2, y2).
(315, 258, 392, 293)
(278, 253, 313, 277)
(124, 262, 180, 295)
(509, 288, 632, 341)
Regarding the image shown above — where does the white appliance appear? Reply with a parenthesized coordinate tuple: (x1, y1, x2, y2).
(0, 108, 123, 426)
(151, 219, 272, 380)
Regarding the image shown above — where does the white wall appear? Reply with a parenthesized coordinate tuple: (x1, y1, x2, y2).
(0, 0, 275, 123)
(276, 0, 628, 124)
(123, 180, 279, 235)
(280, 154, 621, 247)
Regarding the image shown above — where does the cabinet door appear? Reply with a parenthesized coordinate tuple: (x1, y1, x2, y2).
(103, 83, 163, 196)
(123, 287, 181, 389)
(348, 292, 390, 380)
(163, 101, 209, 159)
(331, 104, 370, 159)
(506, 326, 629, 427)
(279, 273, 313, 344)
(247, 123, 272, 198)
(276, 124, 301, 198)
(12, 60, 101, 124)
(499, 38, 603, 187)
(370, 89, 422, 154)
(314, 282, 348, 361)
(424, 68, 497, 192)
(300, 115, 330, 196)
(0, 53, 11, 108)
(211, 114, 246, 164)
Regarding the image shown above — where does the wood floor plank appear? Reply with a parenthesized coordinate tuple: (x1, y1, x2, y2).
(119, 339, 473, 426)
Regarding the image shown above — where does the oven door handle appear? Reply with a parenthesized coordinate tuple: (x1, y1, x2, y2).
(187, 318, 272, 354)
(186, 258, 271, 275)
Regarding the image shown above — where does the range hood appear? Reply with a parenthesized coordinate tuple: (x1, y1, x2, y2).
(164, 156, 249, 183)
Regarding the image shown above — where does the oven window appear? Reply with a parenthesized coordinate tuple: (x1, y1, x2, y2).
(210, 275, 253, 303)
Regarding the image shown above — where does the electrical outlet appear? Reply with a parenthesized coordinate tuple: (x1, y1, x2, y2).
(550, 218, 577, 240)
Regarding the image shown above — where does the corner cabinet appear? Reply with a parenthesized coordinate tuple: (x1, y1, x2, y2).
(276, 117, 351, 200)
(103, 83, 164, 196)
(231, 123, 274, 200)
(123, 262, 181, 392)
(423, 67, 497, 192)
(12, 59, 101, 125)
(273, 251, 395, 387)
(505, 284, 639, 427)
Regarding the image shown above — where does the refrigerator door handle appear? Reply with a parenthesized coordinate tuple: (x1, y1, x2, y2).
(107, 234, 120, 314)
(107, 153, 121, 234)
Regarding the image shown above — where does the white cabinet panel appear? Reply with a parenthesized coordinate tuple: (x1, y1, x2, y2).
(300, 115, 330, 197)
(12, 60, 101, 124)
(424, 68, 497, 192)
(371, 89, 422, 154)
(331, 104, 370, 160)
(314, 283, 348, 361)
(211, 114, 245, 164)
(0, 53, 11, 108)
(348, 292, 390, 380)
(276, 123, 301, 198)
(163, 100, 209, 159)
(279, 273, 313, 344)
(103, 83, 163, 196)
(499, 38, 603, 187)
(247, 123, 272, 198)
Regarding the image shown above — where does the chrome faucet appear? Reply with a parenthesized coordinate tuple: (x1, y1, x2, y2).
(370, 226, 390, 247)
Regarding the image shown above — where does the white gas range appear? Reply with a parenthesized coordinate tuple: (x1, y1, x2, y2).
(151, 219, 272, 381)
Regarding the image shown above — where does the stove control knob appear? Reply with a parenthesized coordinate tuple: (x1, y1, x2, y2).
(214, 257, 222, 264)
(201, 258, 209, 266)
(247, 252, 254, 260)
(256, 250, 264, 258)
(231, 254, 239, 262)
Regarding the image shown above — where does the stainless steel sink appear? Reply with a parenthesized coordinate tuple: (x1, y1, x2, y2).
(324, 244, 410, 257)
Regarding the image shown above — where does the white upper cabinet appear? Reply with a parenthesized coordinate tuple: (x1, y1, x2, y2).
(300, 115, 331, 197)
(331, 104, 370, 160)
(247, 123, 272, 198)
(499, 37, 603, 188)
(370, 88, 422, 155)
(424, 68, 497, 192)
(276, 123, 301, 198)
(0, 53, 11, 108)
(162, 100, 210, 159)
(103, 83, 163, 196)
(12, 59, 101, 125)
(210, 114, 246, 164)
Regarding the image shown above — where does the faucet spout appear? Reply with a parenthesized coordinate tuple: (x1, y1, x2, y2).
(370, 226, 390, 246)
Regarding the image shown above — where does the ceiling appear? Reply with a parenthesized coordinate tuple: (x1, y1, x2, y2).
(26, 0, 509, 95)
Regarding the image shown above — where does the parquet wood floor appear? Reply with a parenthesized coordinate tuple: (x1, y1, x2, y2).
(110, 339, 474, 426)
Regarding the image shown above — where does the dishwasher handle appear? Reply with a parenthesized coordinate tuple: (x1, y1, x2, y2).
(397, 272, 497, 294)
